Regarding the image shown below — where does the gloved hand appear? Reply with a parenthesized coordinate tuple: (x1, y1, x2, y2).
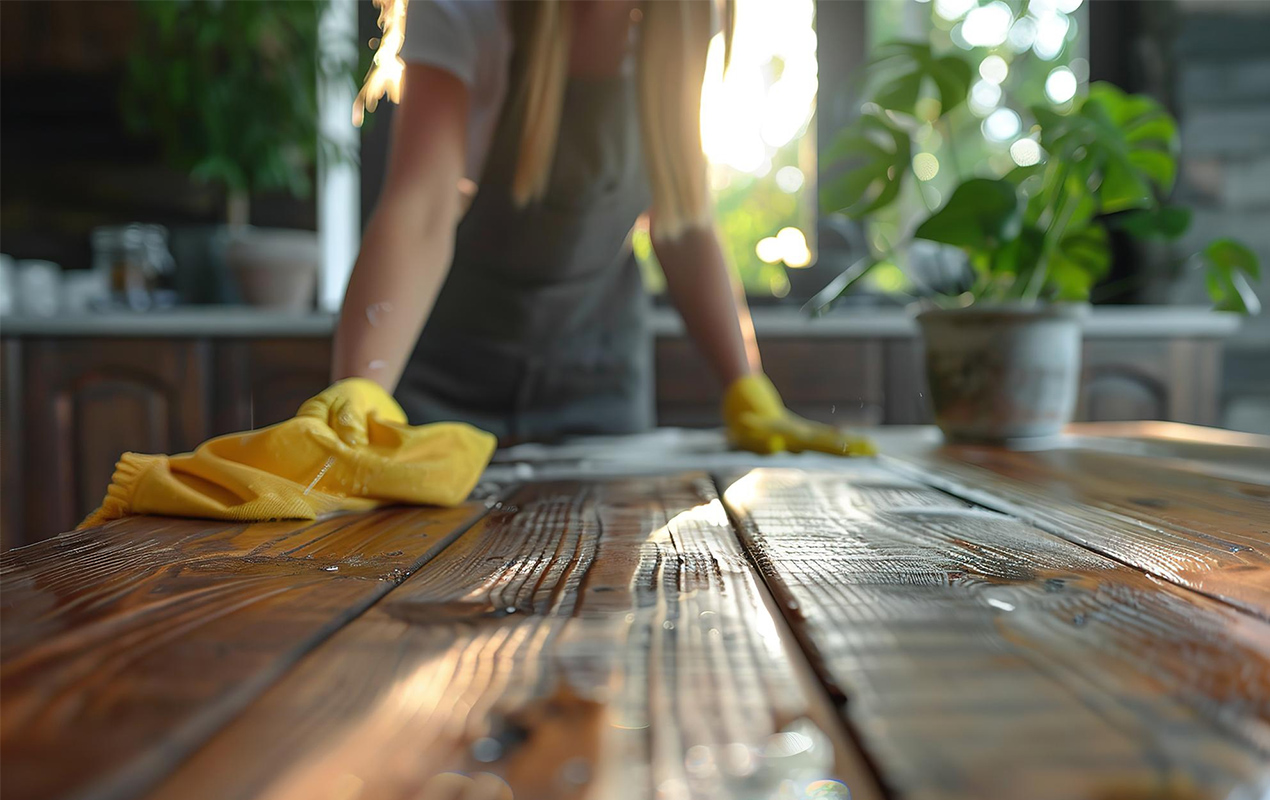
(722, 374, 876, 456)
(80, 379, 497, 529)
(296, 377, 408, 447)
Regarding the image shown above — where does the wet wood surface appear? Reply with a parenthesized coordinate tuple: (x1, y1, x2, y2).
(1, 425, 1267, 800)
(721, 468, 1270, 800)
(0, 505, 487, 800)
(884, 428, 1270, 619)
(145, 474, 881, 800)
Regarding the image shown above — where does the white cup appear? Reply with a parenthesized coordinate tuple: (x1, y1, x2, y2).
(61, 270, 108, 314)
(0, 254, 14, 316)
(16, 260, 62, 317)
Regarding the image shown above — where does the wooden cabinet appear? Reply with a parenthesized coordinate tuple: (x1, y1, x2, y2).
(0, 328, 1230, 551)
(1080, 339, 1222, 425)
(3, 337, 332, 548)
(20, 339, 211, 543)
(656, 338, 884, 427)
(880, 338, 1225, 427)
(213, 339, 333, 435)
(1, 340, 24, 552)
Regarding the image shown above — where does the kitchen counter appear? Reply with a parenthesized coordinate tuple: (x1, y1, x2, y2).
(0, 305, 1245, 339)
(0, 307, 1243, 549)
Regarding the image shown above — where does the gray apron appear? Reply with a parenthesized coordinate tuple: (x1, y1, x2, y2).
(396, 49, 654, 443)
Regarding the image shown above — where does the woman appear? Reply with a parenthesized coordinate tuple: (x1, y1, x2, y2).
(321, 0, 868, 456)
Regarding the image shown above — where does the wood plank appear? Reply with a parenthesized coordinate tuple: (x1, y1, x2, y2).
(1, 505, 487, 800)
(1066, 421, 1270, 477)
(144, 474, 884, 800)
(1066, 420, 1270, 449)
(722, 468, 1270, 800)
(885, 441, 1270, 618)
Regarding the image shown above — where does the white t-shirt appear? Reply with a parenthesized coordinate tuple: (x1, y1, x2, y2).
(399, 0, 513, 182)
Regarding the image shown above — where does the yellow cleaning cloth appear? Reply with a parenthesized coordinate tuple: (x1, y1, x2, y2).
(723, 374, 876, 456)
(79, 378, 496, 528)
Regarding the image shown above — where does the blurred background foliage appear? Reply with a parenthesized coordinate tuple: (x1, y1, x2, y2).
(662, 0, 1092, 300)
(854, 0, 1089, 298)
(637, 0, 818, 299)
(121, 0, 362, 222)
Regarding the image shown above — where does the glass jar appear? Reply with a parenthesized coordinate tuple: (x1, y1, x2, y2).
(91, 224, 176, 310)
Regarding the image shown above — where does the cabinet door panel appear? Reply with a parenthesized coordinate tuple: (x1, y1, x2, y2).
(214, 339, 333, 435)
(23, 339, 210, 543)
(1, 340, 23, 551)
(1078, 341, 1171, 423)
(654, 337, 883, 427)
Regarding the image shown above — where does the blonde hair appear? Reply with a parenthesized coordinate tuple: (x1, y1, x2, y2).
(513, 1, 733, 239)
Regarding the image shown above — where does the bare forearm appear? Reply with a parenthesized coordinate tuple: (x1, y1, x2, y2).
(655, 226, 760, 387)
(333, 62, 469, 393)
(331, 199, 455, 391)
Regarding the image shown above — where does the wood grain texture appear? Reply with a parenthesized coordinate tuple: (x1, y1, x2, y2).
(145, 474, 882, 800)
(722, 468, 1270, 800)
(1, 505, 487, 800)
(886, 441, 1270, 618)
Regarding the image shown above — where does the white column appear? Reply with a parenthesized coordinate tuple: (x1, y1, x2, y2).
(317, 0, 361, 312)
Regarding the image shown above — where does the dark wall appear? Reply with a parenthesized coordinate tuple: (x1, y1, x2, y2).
(358, 0, 395, 227)
(0, 1, 316, 273)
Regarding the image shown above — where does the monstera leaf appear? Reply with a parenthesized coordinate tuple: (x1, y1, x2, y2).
(1036, 83, 1179, 214)
(1112, 205, 1192, 241)
(1198, 239, 1262, 313)
(1048, 224, 1112, 301)
(821, 114, 912, 218)
(867, 41, 974, 118)
(914, 179, 1022, 251)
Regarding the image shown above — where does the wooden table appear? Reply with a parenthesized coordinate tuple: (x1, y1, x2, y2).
(3, 423, 1268, 800)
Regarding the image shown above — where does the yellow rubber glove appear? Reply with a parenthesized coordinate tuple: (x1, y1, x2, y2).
(296, 377, 407, 447)
(722, 374, 876, 456)
(80, 380, 496, 528)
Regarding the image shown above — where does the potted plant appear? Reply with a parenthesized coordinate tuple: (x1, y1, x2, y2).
(122, 0, 355, 311)
(819, 42, 1260, 442)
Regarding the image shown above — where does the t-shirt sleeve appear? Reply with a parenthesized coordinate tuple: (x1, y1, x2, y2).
(399, 0, 505, 88)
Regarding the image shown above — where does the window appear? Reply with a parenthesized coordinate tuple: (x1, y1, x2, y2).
(637, 0, 819, 299)
(643, 0, 1092, 302)
(833, 0, 1091, 301)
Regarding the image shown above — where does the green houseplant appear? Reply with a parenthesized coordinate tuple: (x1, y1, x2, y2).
(820, 42, 1260, 441)
(122, 0, 356, 309)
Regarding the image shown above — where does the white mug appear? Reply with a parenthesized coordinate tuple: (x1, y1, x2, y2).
(16, 260, 62, 317)
(61, 270, 108, 314)
(0, 254, 14, 316)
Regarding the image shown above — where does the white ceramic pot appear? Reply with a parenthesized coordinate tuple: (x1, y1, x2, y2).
(915, 304, 1088, 442)
(226, 228, 319, 312)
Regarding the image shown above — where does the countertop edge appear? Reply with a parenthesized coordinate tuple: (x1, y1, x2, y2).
(0, 306, 1245, 339)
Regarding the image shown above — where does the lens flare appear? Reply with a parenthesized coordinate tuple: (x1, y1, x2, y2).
(353, 0, 408, 127)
